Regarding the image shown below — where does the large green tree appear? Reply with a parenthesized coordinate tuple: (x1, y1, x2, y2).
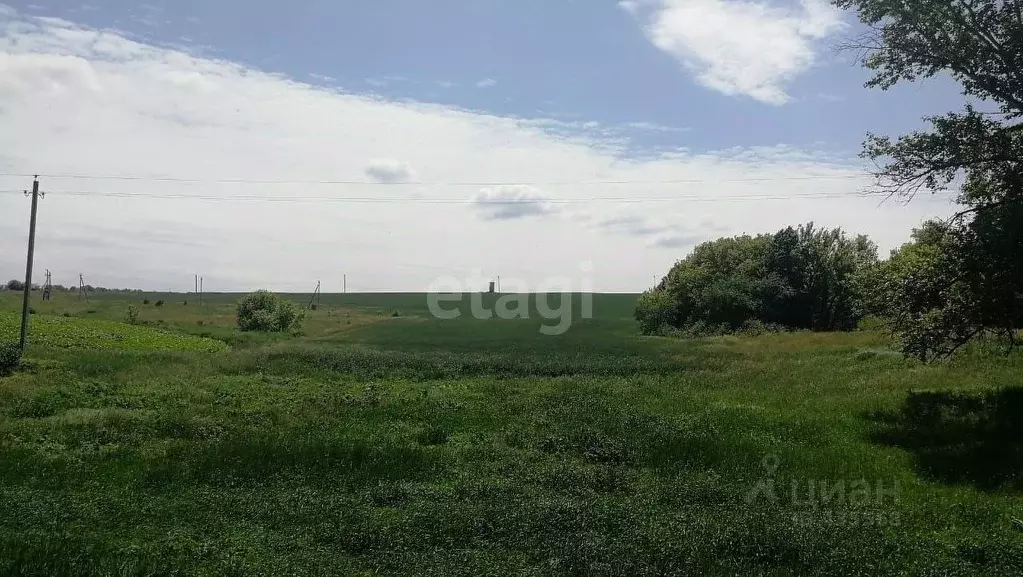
(836, 0, 1023, 358)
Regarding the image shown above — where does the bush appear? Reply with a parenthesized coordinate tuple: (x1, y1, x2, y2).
(155, 300, 164, 307)
(0, 341, 20, 375)
(125, 305, 140, 325)
(142, 298, 150, 305)
(237, 290, 304, 332)
(5, 280, 24, 291)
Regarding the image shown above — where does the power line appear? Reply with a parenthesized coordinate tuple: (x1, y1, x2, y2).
(0, 171, 869, 186)
(0, 189, 874, 204)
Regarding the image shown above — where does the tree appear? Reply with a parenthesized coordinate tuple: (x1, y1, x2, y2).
(237, 290, 304, 332)
(836, 0, 1023, 358)
(5, 280, 24, 291)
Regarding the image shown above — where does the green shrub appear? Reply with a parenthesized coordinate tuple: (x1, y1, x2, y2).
(237, 290, 304, 332)
(142, 298, 150, 305)
(155, 300, 164, 307)
(0, 341, 20, 375)
(126, 305, 140, 325)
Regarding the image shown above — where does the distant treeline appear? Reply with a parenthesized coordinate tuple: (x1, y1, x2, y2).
(3, 279, 141, 293)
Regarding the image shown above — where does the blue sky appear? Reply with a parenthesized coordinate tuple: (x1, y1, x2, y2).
(0, 1, 963, 291)
(15, 0, 963, 153)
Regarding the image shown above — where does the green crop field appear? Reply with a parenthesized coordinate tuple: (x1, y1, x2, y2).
(0, 290, 1021, 576)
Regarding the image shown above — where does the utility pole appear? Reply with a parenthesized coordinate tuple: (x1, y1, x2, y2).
(195, 274, 198, 296)
(79, 273, 90, 303)
(42, 269, 52, 301)
(343, 274, 347, 294)
(199, 277, 204, 306)
(308, 281, 321, 309)
(19, 177, 43, 353)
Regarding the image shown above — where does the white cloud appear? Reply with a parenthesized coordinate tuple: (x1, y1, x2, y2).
(618, 1, 641, 15)
(624, 121, 689, 132)
(475, 78, 497, 88)
(627, 0, 844, 104)
(650, 233, 705, 249)
(0, 9, 955, 292)
(365, 159, 416, 184)
(471, 185, 556, 221)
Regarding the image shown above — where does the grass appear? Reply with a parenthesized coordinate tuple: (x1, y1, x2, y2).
(0, 290, 1022, 575)
(0, 312, 228, 353)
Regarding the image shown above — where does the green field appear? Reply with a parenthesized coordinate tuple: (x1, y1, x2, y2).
(1, 290, 1021, 575)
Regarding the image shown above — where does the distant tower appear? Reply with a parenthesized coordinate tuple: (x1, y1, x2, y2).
(42, 269, 52, 301)
(488, 281, 495, 294)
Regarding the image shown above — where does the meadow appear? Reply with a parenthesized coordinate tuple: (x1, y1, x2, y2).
(0, 289, 1021, 576)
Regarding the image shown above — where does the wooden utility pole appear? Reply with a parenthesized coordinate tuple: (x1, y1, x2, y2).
(79, 274, 90, 303)
(308, 281, 321, 309)
(19, 178, 42, 353)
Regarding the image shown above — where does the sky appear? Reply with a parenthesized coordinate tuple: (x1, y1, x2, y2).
(0, 0, 964, 292)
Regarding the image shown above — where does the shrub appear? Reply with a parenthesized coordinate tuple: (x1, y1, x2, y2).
(155, 300, 164, 307)
(5, 279, 24, 291)
(126, 305, 140, 325)
(237, 290, 303, 332)
(142, 298, 150, 305)
(0, 341, 20, 375)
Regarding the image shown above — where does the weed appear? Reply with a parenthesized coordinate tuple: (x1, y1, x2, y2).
(126, 305, 140, 325)
(0, 340, 20, 375)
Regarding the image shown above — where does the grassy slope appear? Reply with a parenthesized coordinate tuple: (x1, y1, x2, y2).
(0, 291, 1021, 575)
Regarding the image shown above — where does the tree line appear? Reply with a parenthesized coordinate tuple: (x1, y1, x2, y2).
(3, 280, 141, 293)
(635, 223, 878, 337)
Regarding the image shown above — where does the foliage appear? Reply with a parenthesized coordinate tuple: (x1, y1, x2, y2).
(0, 341, 19, 375)
(637, 223, 877, 335)
(0, 312, 227, 352)
(5, 279, 24, 291)
(861, 212, 1023, 360)
(237, 290, 304, 332)
(142, 298, 150, 305)
(125, 305, 140, 325)
(835, 0, 1023, 360)
(155, 300, 164, 307)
